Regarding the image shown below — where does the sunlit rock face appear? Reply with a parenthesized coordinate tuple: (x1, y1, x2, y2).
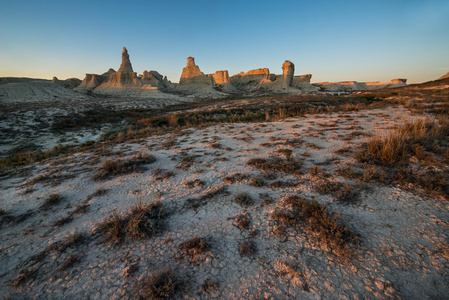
(117, 47, 134, 73)
(179, 57, 213, 85)
(212, 70, 230, 84)
(282, 60, 295, 87)
(230, 68, 271, 85)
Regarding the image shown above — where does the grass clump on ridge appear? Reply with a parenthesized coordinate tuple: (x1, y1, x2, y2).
(96, 201, 166, 244)
(271, 196, 357, 259)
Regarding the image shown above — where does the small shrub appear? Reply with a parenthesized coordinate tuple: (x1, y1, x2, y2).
(271, 196, 357, 259)
(250, 177, 265, 187)
(201, 280, 218, 293)
(234, 193, 254, 206)
(94, 153, 156, 180)
(239, 241, 257, 258)
(179, 237, 210, 262)
(11, 267, 37, 287)
(235, 214, 251, 229)
(268, 180, 295, 189)
(184, 179, 205, 188)
(58, 254, 81, 272)
(96, 201, 165, 244)
(277, 149, 293, 161)
(41, 194, 63, 210)
(141, 269, 177, 300)
(247, 157, 302, 174)
(314, 181, 345, 195)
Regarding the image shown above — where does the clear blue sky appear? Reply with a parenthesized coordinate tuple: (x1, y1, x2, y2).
(1, 0, 448, 83)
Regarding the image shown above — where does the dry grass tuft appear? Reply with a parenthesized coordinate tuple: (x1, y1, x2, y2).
(179, 237, 210, 262)
(94, 153, 156, 180)
(271, 196, 357, 259)
(57, 254, 81, 272)
(357, 117, 449, 165)
(247, 157, 302, 174)
(239, 241, 257, 258)
(11, 267, 37, 287)
(250, 177, 266, 187)
(140, 269, 177, 300)
(96, 201, 165, 244)
(235, 214, 251, 229)
(41, 193, 63, 210)
(234, 193, 254, 206)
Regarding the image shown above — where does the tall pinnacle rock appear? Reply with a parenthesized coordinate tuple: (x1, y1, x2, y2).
(117, 47, 134, 73)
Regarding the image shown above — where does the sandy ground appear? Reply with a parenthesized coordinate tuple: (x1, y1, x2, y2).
(1, 103, 448, 299)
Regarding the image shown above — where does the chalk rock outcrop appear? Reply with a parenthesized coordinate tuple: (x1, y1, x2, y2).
(212, 70, 230, 84)
(316, 78, 407, 92)
(77, 47, 169, 93)
(117, 47, 133, 73)
(231, 68, 272, 86)
(282, 60, 295, 88)
(78, 74, 104, 90)
(142, 70, 169, 88)
(179, 57, 213, 85)
(52, 77, 81, 89)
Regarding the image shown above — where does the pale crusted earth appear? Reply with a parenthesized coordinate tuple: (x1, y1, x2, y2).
(0, 91, 194, 158)
(1, 105, 448, 299)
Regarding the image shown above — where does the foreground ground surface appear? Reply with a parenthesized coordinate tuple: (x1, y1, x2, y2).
(0, 92, 448, 299)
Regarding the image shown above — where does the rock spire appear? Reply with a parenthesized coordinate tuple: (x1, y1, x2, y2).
(282, 60, 295, 88)
(117, 47, 134, 73)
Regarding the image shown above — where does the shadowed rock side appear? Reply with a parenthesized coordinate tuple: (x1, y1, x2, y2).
(52, 77, 81, 89)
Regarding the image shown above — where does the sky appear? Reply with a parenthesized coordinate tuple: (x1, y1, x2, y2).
(1, 0, 448, 84)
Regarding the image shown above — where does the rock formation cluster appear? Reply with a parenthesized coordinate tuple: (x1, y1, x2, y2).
(77, 47, 170, 92)
(74, 47, 407, 97)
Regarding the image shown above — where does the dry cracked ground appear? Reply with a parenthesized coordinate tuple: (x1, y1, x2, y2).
(0, 94, 448, 299)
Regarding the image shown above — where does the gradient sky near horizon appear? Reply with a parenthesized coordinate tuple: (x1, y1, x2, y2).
(1, 0, 448, 84)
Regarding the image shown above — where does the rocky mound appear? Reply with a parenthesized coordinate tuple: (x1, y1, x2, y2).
(316, 79, 407, 92)
(0, 79, 90, 104)
(438, 72, 449, 80)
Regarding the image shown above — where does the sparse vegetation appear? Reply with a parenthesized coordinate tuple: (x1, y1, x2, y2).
(140, 269, 177, 300)
(234, 193, 254, 206)
(239, 241, 257, 258)
(41, 193, 63, 210)
(271, 196, 357, 259)
(57, 254, 81, 272)
(250, 177, 266, 187)
(179, 237, 210, 262)
(247, 157, 302, 174)
(11, 267, 37, 287)
(357, 118, 449, 165)
(96, 201, 166, 244)
(94, 153, 156, 180)
(235, 214, 251, 229)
